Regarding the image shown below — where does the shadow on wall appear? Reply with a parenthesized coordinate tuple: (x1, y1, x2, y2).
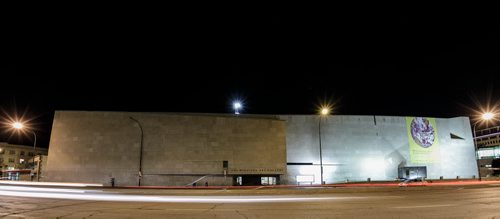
(385, 147, 406, 179)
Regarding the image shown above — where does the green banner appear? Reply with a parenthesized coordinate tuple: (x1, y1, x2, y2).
(406, 117, 440, 164)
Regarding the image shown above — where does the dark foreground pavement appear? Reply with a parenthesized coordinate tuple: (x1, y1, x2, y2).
(1, 181, 500, 218)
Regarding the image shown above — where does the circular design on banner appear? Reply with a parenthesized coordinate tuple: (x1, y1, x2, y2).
(410, 117, 435, 148)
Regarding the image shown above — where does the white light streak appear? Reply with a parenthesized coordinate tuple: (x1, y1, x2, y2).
(0, 185, 87, 193)
(0, 185, 363, 203)
(0, 180, 103, 187)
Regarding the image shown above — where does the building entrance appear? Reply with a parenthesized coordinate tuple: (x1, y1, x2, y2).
(234, 175, 280, 186)
(398, 166, 427, 180)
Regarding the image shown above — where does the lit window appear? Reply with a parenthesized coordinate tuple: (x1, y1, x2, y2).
(261, 177, 277, 185)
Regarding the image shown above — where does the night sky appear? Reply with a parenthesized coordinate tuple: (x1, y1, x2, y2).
(1, 10, 499, 148)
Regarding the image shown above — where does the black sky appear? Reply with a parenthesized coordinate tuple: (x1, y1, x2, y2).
(1, 9, 499, 148)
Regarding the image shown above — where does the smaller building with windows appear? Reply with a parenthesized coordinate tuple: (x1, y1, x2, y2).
(475, 126, 500, 177)
(0, 142, 48, 180)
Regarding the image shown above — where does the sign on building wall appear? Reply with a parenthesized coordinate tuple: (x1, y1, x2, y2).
(296, 175, 314, 183)
(229, 168, 285, 174)
(406, 117, 440, 163)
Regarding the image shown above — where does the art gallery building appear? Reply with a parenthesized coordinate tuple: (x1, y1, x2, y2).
(44, 111, 478, 186)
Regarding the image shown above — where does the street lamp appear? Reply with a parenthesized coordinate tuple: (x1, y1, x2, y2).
(481, 112, 494, 120)
(318, 107, 330, 185)
(472, 112, 496, 181)
(11, 122, 37, 175)
(129, 117, 144, 186)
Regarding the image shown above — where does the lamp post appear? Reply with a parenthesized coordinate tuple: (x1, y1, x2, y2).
(472, 112, 495, 181)
(129, 117, 144, 186)
(11, 122, 37, 168)
(318, 107, 330, 185)
(472, 121, 481, 181)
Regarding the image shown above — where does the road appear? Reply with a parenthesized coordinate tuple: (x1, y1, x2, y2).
(1, 184, 500, 218)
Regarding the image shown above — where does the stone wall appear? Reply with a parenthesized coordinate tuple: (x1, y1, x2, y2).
(45, 111, 286, 186)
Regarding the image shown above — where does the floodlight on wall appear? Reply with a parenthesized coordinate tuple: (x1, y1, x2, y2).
(233, 101, 242, 115)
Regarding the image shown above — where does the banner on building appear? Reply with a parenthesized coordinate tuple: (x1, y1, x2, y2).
(406, 117, 440, 163)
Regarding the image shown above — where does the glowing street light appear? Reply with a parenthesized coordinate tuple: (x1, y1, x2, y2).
(11, 121, 37, 180)
(12, 122, 23, 129)
(321, 108, 329, 116)
(318, 106, 331, 185)
(481, 112, 494, 120)
(472, 112, 496, 181)
(233, 101, 242, 115)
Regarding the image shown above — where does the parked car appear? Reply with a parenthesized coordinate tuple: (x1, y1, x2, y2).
(399, 177, 426, 183)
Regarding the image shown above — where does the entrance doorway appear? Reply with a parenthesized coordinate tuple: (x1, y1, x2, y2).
(398, 166, 427, 180)
(233, 175, 280, 186)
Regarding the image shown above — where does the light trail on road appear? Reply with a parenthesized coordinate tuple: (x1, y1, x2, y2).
(0, 180, 103, 187)
(0, 185, 368, 203)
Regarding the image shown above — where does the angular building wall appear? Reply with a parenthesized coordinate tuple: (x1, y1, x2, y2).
(281, 115, 477, 184)
(45, 111, 286, 186)
(45, 111, 477, 186)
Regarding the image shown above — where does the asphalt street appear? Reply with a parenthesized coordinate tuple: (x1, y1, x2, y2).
(1, 183, 500, 218)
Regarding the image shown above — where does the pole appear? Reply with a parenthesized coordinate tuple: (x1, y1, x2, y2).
(32, 131, 36, 161)
(224, 169, 227, 186)
(319, 116, 324, 185)
(36, 157, 41, 182)
(129, 117, 144, 186)
(32, 131, 37, 181)
(472, 122, 482, 181)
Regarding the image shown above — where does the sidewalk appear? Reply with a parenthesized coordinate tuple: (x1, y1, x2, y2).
(1, 179, 499, 189)
(119, 179, 500, 189)
(336, 179, 499, 187)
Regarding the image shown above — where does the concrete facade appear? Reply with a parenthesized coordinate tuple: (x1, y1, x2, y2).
(45, 111, 477, 186)
(45, 111, 286, 186)
(281, 115, 478, 184)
